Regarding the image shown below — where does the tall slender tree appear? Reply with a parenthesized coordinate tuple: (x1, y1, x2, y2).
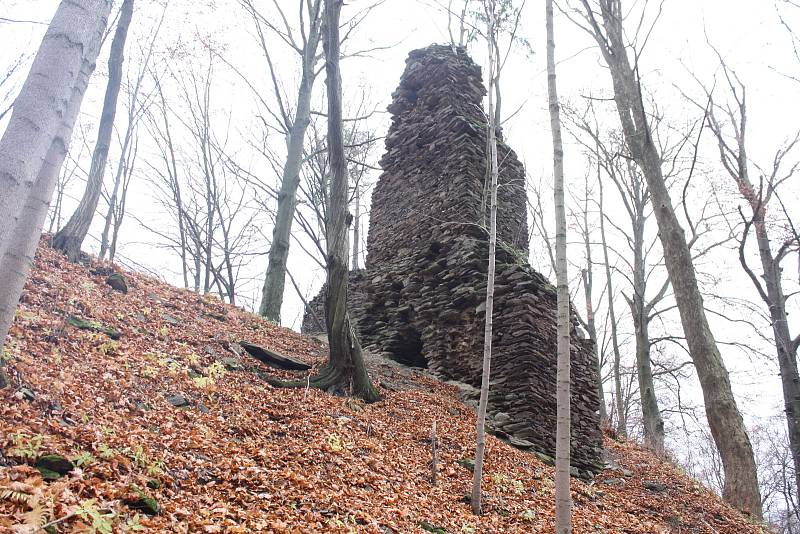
(573, 0, 762, 518)
(546, 0, 571, 531)
(701, 62, 800, 509)
(240, 0, 324, 323)
(52, 0, 134, 261)
(313, 0, 379, 402)
(0, 0, 112, 360)
(598, 170, 626, 437)
(471, 0, 499, 516)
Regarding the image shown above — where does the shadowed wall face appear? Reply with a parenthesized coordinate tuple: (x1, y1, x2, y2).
(304, 45, 603, 475)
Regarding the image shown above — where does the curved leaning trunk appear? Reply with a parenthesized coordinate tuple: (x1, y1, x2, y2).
(258, 81, 313, 321)
(0, 0, 111, 359)
(0, 33, 101, 349)
(582, 0, 762, 519)
(258, 22, 322, 323)
(52, 0, 134, 261)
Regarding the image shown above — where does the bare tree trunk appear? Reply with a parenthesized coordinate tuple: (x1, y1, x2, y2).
(52, 0, 134, 261)
(576, 0, 762, 518)
(630, 199, 664, 452)
(0, 0, 111, 358)
(471, 0, 499, 516)
(598, 174, 626, 437)
(258, 1, 323, 322)
(313, 0, 379, 403)
(704, 75, 800, 507)
(579, 164, 607, 424)
(351, 187, 360, 270)
(153, 77, 189, 288)
(546, 1, 571, 531)
(581, 268, 607, 424)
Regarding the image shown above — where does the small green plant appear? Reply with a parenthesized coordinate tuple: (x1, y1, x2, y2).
(9, 432, 43, 460)
(187, 352, 200, 366)
(206, 361, 226, 380)
(96, 443, 117, 460)
(123, 513, 146, 532)
(192, 375, 215, 388)
(73, 450, 96, 467)
(74, 499, 114, 534)
(1, 339, 18, 362)
(491, 473, 524, 494)
(98, 340, 119, 355)
(158, 326, 169, 337)
(140, 366, 159, 379)
(129, 446, 164, 477)
(327, 433, 344, 452)
(521, 509, 537, 522)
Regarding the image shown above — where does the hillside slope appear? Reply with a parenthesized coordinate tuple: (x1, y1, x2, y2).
(0, 241, 765, 533)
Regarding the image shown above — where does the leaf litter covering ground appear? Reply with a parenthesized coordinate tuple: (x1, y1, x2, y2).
(0, 241, 766, 533)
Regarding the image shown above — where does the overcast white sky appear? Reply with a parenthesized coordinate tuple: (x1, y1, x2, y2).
(3, 0, 800, 481)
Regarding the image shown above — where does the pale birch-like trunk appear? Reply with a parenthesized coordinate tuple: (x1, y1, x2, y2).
(258, 2, 323, 322)
(546, 0, 571, 531)
(351, 188, 360, 270)
(471, 0, 499, 516)
(579, 170, 607, 424)
(315, 0, 379, 402)
(578, 0, 762, 518)
(0, 0, 110, 260)
(0, 0, 111, 358)
(598, 174, 626, 437)
(52, 0, 134, 261)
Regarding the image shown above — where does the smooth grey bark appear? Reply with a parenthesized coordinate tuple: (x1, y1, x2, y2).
(547, 1, 571, 531)
(471, 0, 499, 516)
(623, 160, 665, 453)
(52, 0, 134, 261)
(257, 0, 323, 322)
(598, 174, 626, 437)
(579, 181, 607, 424)
(312, 0, 379, 403)
(100, 11, 161, 261)
(576, 0, 762, 518)
(351, 187, 360, 270)
(0, 0, 111, 359)
(0, 0, 110, 261)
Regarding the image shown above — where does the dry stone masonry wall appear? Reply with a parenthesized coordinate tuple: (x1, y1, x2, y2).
(303, 45, 603, 475)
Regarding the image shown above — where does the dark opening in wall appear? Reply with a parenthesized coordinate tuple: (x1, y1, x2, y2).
(389, 327, 426, 368)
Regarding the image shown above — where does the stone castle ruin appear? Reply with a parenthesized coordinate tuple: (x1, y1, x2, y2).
(303, 45, 603, 474)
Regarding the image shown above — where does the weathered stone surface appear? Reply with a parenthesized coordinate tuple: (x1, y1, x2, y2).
(165, 393, 189, 408)
(105, 272, 128, 293)
(302, 45, 602, 474)
(68, 315, 121, 340)
(36, 455, 74, 476)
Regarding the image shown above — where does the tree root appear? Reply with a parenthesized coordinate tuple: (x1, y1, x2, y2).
(262, 364, 380, 403)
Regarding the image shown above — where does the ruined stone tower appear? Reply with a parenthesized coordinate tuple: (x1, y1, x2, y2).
(303, 45, 603, 474)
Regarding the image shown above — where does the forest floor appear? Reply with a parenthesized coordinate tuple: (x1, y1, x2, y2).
(0, 240, 767, 533)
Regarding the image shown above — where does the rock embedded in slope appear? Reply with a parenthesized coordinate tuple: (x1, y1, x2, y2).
(165, 393, 189, 408)
(105, 272, 128, 293)
(36, 454, 74, 476)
